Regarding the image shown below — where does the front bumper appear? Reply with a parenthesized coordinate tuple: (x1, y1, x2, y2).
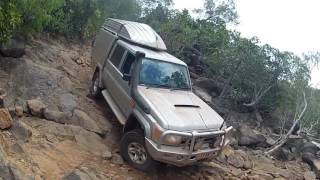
(145, 126, 233, 166)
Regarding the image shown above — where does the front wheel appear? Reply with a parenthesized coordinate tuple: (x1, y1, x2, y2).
(120, 129, 157, 171)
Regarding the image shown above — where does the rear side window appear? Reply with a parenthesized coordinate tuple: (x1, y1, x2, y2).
(110, 45, 125, 67)
(121, 53, 135, 74)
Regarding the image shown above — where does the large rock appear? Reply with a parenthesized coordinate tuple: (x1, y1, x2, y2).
(238, 125, 267, 148)
(62, 167, 108, 180)
(193, 86, 212, 103)
(23, 117, 107, 156)
(72, 109, 103, 135)
(0, 38, 26, 58)
(59, 93, 77, 114)
(0, 109, 13, 129)
(304, 171, 317, 180)
(27, 99, 46, 117)
(194, 77, 223, 95)
(216, 146, 253, 170)
(15, 106, 24, 117)
(11, 120, 33, 142)
(44, 109, 69, 124)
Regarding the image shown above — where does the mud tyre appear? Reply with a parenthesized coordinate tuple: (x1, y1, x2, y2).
(120, 129, 157, 171)
(90, 71, 102, 98)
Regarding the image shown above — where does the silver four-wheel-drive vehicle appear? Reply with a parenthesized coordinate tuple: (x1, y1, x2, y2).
(90, 18, 233, 171)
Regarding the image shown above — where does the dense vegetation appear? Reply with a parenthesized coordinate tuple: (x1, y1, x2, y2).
(0, 0, 319, 134)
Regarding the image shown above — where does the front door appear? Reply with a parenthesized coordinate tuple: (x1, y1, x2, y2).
(102, 43, 135, 118)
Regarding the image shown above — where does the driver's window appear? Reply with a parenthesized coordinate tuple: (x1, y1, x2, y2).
(110, 45, 125, 68)
(121, 52, 135, 74)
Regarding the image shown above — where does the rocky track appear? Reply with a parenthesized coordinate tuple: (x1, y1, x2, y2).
(0, 37, 314, 180)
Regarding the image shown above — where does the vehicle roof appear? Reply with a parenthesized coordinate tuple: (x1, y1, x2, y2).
(118, 40, 187, 66)
(105, 18, 167, 51)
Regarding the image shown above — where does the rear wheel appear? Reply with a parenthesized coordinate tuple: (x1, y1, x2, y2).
(120, 129, 157, 171)
(90, 71, 102, 98)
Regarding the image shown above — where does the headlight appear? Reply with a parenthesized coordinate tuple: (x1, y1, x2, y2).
(164, 135, 182, 145)
(151, 124, 183, 146)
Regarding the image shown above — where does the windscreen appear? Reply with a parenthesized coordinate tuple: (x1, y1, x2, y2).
(139, 58, 191, 90)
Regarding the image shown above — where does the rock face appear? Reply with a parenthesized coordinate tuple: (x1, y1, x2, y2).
(0, 38, 26, 58)
(0, 109, 13, 129)
(72, 109, 103, 135)
(238, 125, 266, 147)
(27, 99, 46, 117)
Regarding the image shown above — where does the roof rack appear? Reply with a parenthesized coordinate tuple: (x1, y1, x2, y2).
(103, 18, 167, 51)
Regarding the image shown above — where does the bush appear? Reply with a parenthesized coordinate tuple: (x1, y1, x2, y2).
(0, 1, 20, 42)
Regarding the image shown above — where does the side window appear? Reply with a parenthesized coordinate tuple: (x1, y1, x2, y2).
(121, 53, 135, 74)
(110, 45, 125, 68)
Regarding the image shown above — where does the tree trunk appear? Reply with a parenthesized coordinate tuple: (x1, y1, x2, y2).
(265, 92, 307, 155)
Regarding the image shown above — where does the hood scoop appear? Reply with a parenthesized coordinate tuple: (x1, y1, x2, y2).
(174, 104, 200, 108)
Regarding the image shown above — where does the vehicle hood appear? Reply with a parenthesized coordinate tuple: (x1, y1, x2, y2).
(137, 86, 224, 131)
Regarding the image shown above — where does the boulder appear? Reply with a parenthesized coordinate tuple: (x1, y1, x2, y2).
(302, 142, 320, 155)
(0, 109, 13, 129)
(310, 159, 320, 178)
(72, 109, 103, 135)
(304, 171, 316, 180)
(62, 167, 107, 180)
(193, 86, 212, 103)
(277, 147, 295, 161)
(27, 99, 46, 117)
(102, 150, 112, 160)
(112, 153, 124, 165)
(62, 169, 91, 180)
(44, 109, 69, 124)
(194, 77, 223, 95)
(74, 127, 107, 156)
(59, 93, 77, 114)
(0, 38, 25, 58)
(15, 106, 24, 117)
(238, 125, 267, 148)
(11, 120, 32, 142)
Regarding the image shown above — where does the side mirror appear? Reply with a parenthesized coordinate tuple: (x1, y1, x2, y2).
(123, 74, 131, 81)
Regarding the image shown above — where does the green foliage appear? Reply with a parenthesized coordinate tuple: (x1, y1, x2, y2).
(0, 1, 20, 42)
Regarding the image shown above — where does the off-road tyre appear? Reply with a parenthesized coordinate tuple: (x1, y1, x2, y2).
(120, 129, 157, 171)
(90, 71, 102, 98)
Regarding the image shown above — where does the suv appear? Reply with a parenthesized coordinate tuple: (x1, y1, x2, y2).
(90, 18, 232, 171)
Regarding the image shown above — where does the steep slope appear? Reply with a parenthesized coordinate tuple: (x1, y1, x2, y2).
(0, 37, 312, 179)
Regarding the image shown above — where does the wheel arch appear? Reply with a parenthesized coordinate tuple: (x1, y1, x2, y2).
(124, 110, 151, 138)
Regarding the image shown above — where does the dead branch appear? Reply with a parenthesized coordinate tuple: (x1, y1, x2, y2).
(265, 92, 308, 155)
(243, 84, 274, 107)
